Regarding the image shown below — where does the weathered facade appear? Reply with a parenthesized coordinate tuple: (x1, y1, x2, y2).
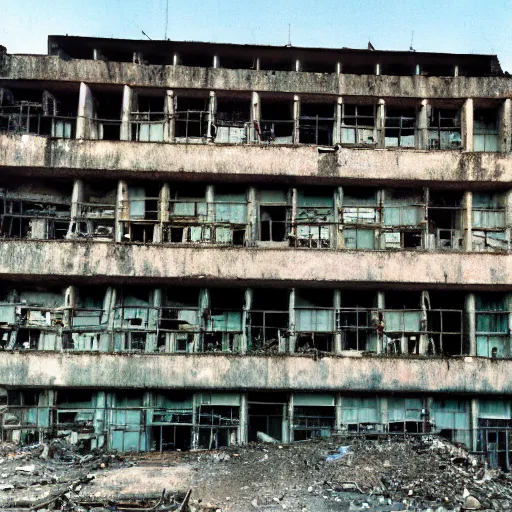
(1, 36, 512, 462)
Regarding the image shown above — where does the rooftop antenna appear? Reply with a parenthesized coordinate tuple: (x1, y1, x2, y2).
(164, 0, 169, 40)
(142, 31, 152, 41)
(410, 30, 415, 52)
(286, 23, 292, 47)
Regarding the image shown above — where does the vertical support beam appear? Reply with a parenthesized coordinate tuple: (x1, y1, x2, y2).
(93, 391, 107, 448)
(241, 288, 253, 354)
(377, 189, 385, 249)
(422, 187, 430, 249)
(462, 98, 474, 152)
(454, 65, 459, 77)
(147, 288, 161, 353)
(335, 186, 343, 249)
(120, 85, 134, 141)
(76, 82, 96, 140)
(255, 57, 261, 71)
(335, 394, 342, 433)
(207, 91, 217, 142)
(247, 187, 258, 245)
(506, 189, 512, 250)
(334, 97, 343, 145)
(295, 59, 301, 72)
(239, 393, 249, 445)
(105, 286, 117, 352)
(334, 289, 342, 354)
(198, 288, 210, 353)
(377, 291, 385, 354)
(116, 180, 129, 243)
(250, 92, 261, 142)
(287, 394, 294, 443)
(465, 293, 476, 357)
(463, 190, 473, 251)
(499, 98, 512, 153)
(206, 184, 215, 224)
(291, 187, 298, 241)
(376, 99, 386, 149)
(415, 64, 421, 76)
(293, 95, 300, 144)
(191, 393, 198, 449)
(379, 397, 389, 430)
(417, 100, 429, 150)
(173, 53, 180, 66)
(213, 55, 220, 68)
(470, 398, 479, 452)
(159, 183, 170, 244)
(67, 179, 84, 238)
(375, 63, 381, 76)
(164, 90, 175, 142)
(61, 285, 77, 350)
(288, 289, 296, 354)
(336, 62, 343, 74)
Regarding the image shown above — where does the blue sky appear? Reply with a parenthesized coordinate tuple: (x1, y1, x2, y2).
(2, 0, 512, 71)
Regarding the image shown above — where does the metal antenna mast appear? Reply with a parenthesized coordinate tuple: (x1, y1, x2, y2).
(165, 0, 169, 40)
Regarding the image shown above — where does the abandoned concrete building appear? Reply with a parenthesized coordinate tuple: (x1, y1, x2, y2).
(1, 35, 512, 466)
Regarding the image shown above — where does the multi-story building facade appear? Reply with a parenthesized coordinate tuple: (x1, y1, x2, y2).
(0, 35, 512, 465)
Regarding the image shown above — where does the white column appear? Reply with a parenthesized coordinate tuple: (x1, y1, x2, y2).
(247, 186, 258, 245)
(334, 97, 342, 145)
(295, 59, 301, 72)
(76, 82, 96, 140)
(164, 90, 175, 142)
(287, 394, 294, 443)
(241, 288, 253, 354)
(116, 180, 129, 242)
(463, 190, 473, 251)
(417, 100, 428, 150)
(250, 92, 260, 142)
(288, 289, 296, 353)
(375, 63, 381, 76)
(506, 189, 512, 249)
(335, 394, 342, 433)
(213, 55, 220, 68)
(470, 398, 479, 452)
(377, 291, 385, 354)
(67, 179, 84, 238)
(239, 393, 249, 445)
(336, 62, 342, 74)
(462, 98, 474, 152)
(334, 290, 342, 354)
(336, 187, 343, 249)
(293, 95, 300, 144)
(499, 98, 511, 153)
(120, 85, 135, 141)
(377, 99, 385, 148)
(465, 293, 476, 356)
(173, 53, 180, 66)
(207, 91, 217, 141)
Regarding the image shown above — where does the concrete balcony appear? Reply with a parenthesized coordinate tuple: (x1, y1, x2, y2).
(0, 240, 511, 288)
(2, 54, 512, 98)
(2, 134, 512, 185)
(0, 351, 510, 394)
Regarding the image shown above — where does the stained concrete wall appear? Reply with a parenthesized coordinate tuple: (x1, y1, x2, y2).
(2, 54, 512, 98)
(3, 134, 512, 185)
(0, 241, 511, 288)
(0, 352, 510, 394)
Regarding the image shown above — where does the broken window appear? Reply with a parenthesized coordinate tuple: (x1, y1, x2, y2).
(259, 99, 294, 144)
(214, 95, 251, 143)
(94, 89, 123, 140)
(202, 289, 244, 353)
(476, 294, 510, 358)
(298, 102, 334, 145)
(248, 392, 287, 442)
(341, 103, 377, 145)
(0, 179, 72, 240)
(293, 394, 335, 441)
(427, 106, 462, 150)
(385, 107, 417, 148)
(131, 92, 166, 142)
(110, 392, 147, 451)
(158, 288, 200, 353)
(337, 291, 377, 351)
(293, 188, 334, 248)
(342, 188, 379, 250)
(431, 399, 470, 447)
(248, 289, 289, 353)
(119, 183, 160, 243)
(174, 95, 209, 143)
(341, 397, 381, 433)
(472, 192, 508, 251)
(388, 398, 425, 433)
(427, 191, 463, 250)
(474, 108, 499, 152)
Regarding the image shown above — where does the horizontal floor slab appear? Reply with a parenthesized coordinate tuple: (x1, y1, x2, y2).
(1, 134, 512, 186)
(2, 54, 512, 98)
(0, 352, 510, 395)
(0, 241, 510, 288)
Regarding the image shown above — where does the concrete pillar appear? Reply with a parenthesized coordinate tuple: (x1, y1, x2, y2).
(247, 187, 258, 245)
(291, 187, 298, 242)
(336, 62, 342, 74)
(173, 53, 180, 66)
(417, 100, 429, 150)
(295, 59, 301, 72)
(335, 187, 343, 249)
(191, 393, 198, 449)
(335, 394, 343, 433)
(76, 82, 97, 140)
(120, 85, 135, 141)
(465, 293, 476, 356)
(207, 91, 217, 141)
(147, 289, 161, 353)
(293, 95, 300, 144)
(206, 185, 215, 224)
(255, 58, 261, 71)
(375, 63, 381, 76)
(462, 98, 474, 152)
(334, 97, 343, 145)
(499, 98, 512, 153)
(470, 398, 479, 452)
(505, 189, 512, 250)
(380, 397, 389, 430)
(415, 64, 421, 76)
(463, 190, 473, 251)
(454, 65, 459, 77)
(288, 289, 296, 353)
(67, 179, 84, 238)
(116, 180, 129, 242)
(62, 285, 77, 350)
(106, 287, 117, 352)
(376, 99, 386, 148)
(250, 92, 260, 142)
(334, 290, 342, 354)
(239, 393, 249, 445)
(213, 55, 220, 68)
(164, 90, 175, 142)
(241, 288, 253, 354)
(287, 394, 294, 443)
(377, 291, 385, 354)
